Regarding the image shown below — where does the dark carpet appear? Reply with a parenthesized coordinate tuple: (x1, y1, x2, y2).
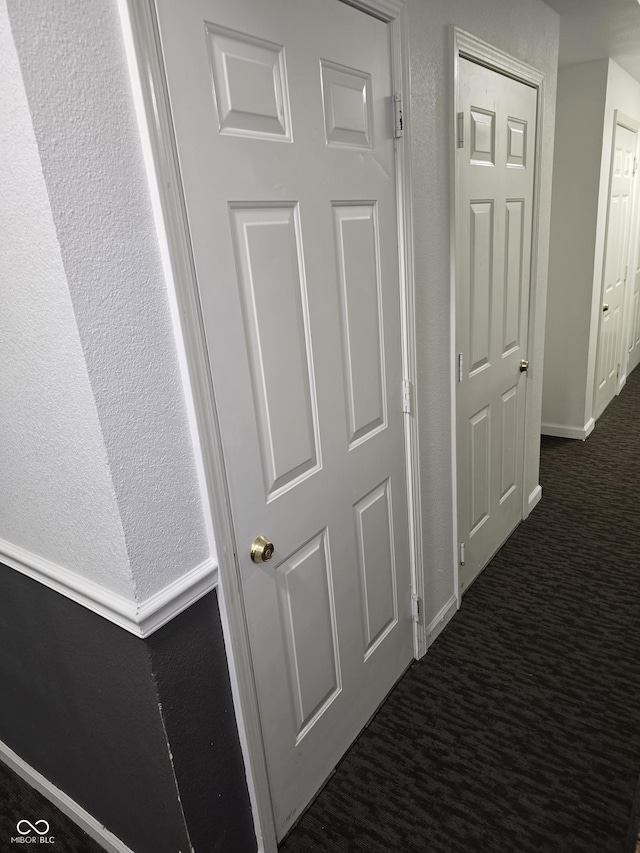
(1, 371, 639, 853)
(281, 367, 640, 853)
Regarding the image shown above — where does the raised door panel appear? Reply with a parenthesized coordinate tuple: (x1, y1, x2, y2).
(229, 204, 321, 499)
(470, 202, 494, 374)
(333, 203, 386, 447)
(276, 531, 341, 741)
(354, 480, 397, 660)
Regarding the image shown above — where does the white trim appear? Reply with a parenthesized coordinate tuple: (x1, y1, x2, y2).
(0, 539, 217, 638)
(0, 740, 135, 853)
(341, 0, 404, 20)
(425, 595, 458, 647)
(451, 29, 547, 597)
(527, 484, 543, 513)
(121, 1, 412, 851)
(389, 9, 425, 660)
(541, 418, 595, 441)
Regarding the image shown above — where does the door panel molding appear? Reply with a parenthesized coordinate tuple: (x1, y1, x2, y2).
(451, 28, 547, 597)
(118, 1, 418, 851)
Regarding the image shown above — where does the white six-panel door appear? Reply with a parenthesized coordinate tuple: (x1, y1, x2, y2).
(595, 122, 637, 419)
(154, 0, 413, 838)
(628, 221, 640, 374)
(456, 58, 537, 592)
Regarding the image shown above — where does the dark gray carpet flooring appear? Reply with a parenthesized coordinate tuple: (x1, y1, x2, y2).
(281, 367, 640, 853)
(1, 370, 639, 853)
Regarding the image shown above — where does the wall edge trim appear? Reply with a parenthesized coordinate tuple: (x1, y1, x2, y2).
(527, 484, 543, 512)
(0, 539, 218, 637)
(541, 419, 595, 440)
(0, 740, 135, 853)
(424, 594, 458, 648)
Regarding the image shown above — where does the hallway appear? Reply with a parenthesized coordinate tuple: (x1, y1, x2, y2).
(281, 369, 640, 853)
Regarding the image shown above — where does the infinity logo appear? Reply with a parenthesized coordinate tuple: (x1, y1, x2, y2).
(16, 820, 50, 836)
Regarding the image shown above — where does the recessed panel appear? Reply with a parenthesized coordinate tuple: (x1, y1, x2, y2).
(321, 60, 372, 149)
(500, 386, 517, 504)
(471, 109, 495, 165)
(470, 406, 490, 536)
(470, 201, 494, 374)
(354, 480, 397, 659)
(206, 23, 291, 141)
(229, 204, 320, 498)
(276, 531, 341, 742)
(503, 200, 524, 354)
(333, 203, 386, 447)
(507, 118, 527, 168)
(614, 147, 623, 178)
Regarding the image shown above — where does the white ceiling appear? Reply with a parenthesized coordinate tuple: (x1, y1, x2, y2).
(544, 0, 640, 82)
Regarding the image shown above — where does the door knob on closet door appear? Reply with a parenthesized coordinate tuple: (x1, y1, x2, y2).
(519, 359, 529, 372)
(250, 535, 274, 563)
(603, 303, 610, 312)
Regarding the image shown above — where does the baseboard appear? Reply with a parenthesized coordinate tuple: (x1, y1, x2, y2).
(528, 484, 543, 513)
(0, 538, 218, 638)
(0, 740, 134, 853)
(541, 418, 595, 441)
(425, 594, 458, 648)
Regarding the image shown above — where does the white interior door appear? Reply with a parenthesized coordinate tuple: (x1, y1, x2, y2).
(456, 58, 537, 593)
(595, 122, 636, 418)
(628, 221, 640, 374)
(154, 0, 413, 838)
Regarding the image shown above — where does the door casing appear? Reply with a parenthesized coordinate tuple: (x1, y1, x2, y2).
(119, 1, 420, 851)
(451, 29, 547, 595)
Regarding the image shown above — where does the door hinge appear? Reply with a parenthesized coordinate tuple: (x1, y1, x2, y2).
(411, 593, 420, 623)
(457, 352, 464, 382)
(459, 542, 466, 566)
(402, 379, 412, 414)
(457, 112, 464, 148)
(394, 94, 403, 138)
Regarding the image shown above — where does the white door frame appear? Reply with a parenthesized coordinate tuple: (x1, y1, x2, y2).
(118, 1, 421, 850)
(606, 110, 640, 394)
(451, 29, 547, 595)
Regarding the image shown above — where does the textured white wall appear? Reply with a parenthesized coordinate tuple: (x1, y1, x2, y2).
(4, 0, 210, 604)
(543, 60, 608, 433)
(0, 0, 134, 597)
(406, 0, 559, 624)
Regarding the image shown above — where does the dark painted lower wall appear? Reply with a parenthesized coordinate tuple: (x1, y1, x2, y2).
(0, 562, 255, 852)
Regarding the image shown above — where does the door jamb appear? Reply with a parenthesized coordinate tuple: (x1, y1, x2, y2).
(451, 29, 546, 597)
(119, 0, 420, 850)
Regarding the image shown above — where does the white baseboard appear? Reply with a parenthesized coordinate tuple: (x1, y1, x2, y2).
(0, 538, 218, 638)
(541, 418, 595, 441)
(424, 594, 458, 648)
(528, 484, 543, 513)
(0, 740, 134, 853)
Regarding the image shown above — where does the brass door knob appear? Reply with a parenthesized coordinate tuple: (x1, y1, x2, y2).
(603, 303, 609, 312)
(519, 359, 529, 372)
(250, 535, 274, 563)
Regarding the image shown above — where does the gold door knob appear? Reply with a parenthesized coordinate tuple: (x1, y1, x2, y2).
(519, 359, 529, 372)
(603, 303, 609, 312)
(250, 535, 274, 563)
